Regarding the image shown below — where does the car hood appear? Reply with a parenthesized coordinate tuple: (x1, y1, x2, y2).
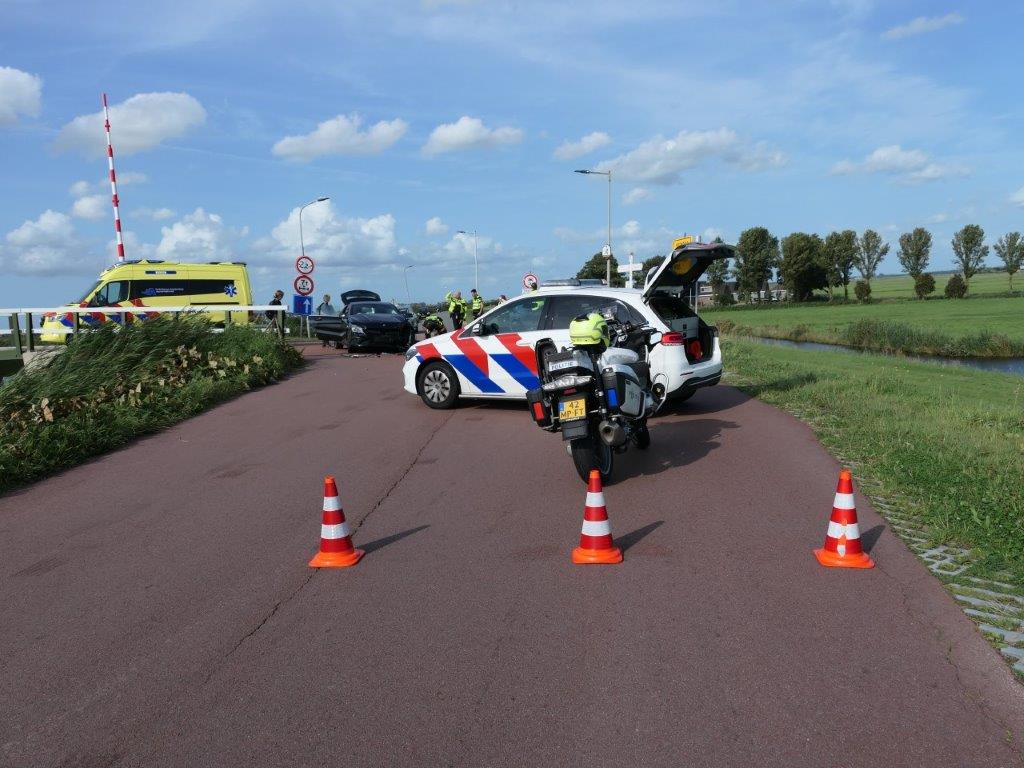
(350, 314, 408, 328)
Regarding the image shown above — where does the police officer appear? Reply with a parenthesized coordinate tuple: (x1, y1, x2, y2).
(470, 289, 484, 319)
(445, 290, 466, 330)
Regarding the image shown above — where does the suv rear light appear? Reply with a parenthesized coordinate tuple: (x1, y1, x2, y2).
(661, 331, 686, 346)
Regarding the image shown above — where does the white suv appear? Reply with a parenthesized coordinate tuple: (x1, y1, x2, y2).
(402, 242, 731, 409)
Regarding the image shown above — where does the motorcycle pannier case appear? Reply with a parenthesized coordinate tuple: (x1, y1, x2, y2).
(526, 387, 553, 428)
(601, 370, 645, 417)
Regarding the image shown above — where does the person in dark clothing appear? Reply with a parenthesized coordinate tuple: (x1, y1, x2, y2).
(266, 290, 285, 331)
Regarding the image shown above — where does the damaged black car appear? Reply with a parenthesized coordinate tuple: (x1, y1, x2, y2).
(312, 290, 416, 352)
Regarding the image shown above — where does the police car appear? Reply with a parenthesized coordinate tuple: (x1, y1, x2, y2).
(402, 240, 732, 409)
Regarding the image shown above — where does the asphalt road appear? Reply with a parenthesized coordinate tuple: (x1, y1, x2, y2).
(2, 349, 1023, 767)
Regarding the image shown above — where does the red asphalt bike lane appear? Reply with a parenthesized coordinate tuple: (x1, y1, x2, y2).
(1, 353, 1023, 767)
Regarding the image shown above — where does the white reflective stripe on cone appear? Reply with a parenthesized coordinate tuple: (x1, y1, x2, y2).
(827, 521, 860, 539)
(323, 496, 341, 512)
(585, 492, 606, 509)
(832, 492, 855, 510)
(321, 522, 351, 539)
(837, 542, 847, 555)
(581, 519, 612, 537)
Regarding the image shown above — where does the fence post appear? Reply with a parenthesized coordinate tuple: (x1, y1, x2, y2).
(277, 309, 285, 339)
(10, 313, 23, 356)
(25, 312, 35, 352)
(73, 312, 80, 338)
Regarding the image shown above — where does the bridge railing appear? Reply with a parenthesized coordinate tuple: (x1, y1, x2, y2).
(0, 305, 289, 357)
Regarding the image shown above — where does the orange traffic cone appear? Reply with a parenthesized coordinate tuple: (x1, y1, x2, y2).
(309, 476, 364, 568)
(572, 470, 623, 565)
(813, 469, 874, 569)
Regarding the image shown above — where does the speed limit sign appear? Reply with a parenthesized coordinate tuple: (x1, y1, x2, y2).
(296, 255, 315, 274)
(523, 272, 539, 290)
(294, 274, 315, 296)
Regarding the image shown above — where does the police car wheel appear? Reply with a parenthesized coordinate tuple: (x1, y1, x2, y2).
(418, 361, 460, 409)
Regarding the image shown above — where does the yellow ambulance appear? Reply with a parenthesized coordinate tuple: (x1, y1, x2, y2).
(41, 260, 255, 342)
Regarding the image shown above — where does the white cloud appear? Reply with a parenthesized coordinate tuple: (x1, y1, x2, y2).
(272, 113, 408, 161)
(54, 92, 206, 157)
(155, 208, 247, 260)
(1010, 188, 1024, 208)
(1, 210, 99, 276)
(622, 187, 651, 206)
(0, 67, 42, 125)
(594, 128, 785, 185)
(117, 171, 149, 186)
(135, 207, 176, 221)
(69, 180, 93, 198)
(264, 202, 398, 267)
(830, 144, 969, 183)
(71, 195, 107, 220)
(925, 212, 950, 224)
(882, 13, 964, 41)
(422, 116, 523, 156)
(425, 216, 449, 236)
(553, 131, 611, 161)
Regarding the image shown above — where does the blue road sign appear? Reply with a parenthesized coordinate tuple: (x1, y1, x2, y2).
(292, 294, 313, 315)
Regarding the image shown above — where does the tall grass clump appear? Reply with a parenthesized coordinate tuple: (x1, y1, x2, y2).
(841, 319, 1023, 358)
(0, 316, 303, 493)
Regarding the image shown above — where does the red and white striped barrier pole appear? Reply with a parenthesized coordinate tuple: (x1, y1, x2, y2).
(102, 93, 125, 263)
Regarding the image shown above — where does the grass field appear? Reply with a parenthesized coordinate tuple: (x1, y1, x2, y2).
(720, 338, 1024, 584)
(870, 270, 1018, 299)
(703, 295, 1024, 356)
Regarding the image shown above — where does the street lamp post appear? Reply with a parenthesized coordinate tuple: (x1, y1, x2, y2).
(574, 169, 613, 285)
(456, 229, 479, 290)
(403, 264, 415, 305)
(297, 196, 329, 338)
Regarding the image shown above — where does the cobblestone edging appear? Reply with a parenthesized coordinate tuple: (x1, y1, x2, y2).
(855, 480, 1024, 677)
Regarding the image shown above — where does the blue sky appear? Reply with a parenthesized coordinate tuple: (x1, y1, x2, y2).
(2, 0, 1023, 308)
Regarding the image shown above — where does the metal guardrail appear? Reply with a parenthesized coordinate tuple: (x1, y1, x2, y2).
(1, 304, 289, 357)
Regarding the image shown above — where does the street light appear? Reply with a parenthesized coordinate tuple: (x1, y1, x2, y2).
(297, 197, 328, 338)
(456, 229, 479, 290)
(403, 264, 415, 305)
(574, 169, 612, 285)
(298, 196, 330, 262)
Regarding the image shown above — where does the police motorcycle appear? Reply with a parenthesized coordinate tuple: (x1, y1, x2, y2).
(526, 307, 664, 483)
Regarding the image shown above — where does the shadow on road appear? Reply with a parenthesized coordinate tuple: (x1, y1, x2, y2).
(617, 520, 664, 552)
(615, 417, 740, 481)
(860, 524, 885, 553)
(361, 525, 430, 555)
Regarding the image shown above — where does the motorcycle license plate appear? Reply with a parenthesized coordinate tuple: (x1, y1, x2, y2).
(558, 397, 587, 422)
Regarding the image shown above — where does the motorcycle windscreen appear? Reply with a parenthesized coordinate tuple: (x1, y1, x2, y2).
(642, 242, 734, 300)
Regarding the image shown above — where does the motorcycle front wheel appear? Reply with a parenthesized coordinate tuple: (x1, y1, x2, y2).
(569, 437, 614, 483)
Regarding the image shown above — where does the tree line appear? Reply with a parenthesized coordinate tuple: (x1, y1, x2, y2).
(706, 224, 1023, 302)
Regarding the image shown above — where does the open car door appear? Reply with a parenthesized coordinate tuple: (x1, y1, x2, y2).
(642, 242, 735, 300)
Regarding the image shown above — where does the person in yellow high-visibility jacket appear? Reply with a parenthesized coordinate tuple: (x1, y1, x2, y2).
(445, 290, 466, 330)
(470, 289, 484, 319)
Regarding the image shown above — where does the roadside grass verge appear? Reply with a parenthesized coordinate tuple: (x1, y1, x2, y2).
(714, 317, 1024, 358)
(0, 317, 303, 494)
(703, 294, 1024, 345)
(721, 338, 1024, 584)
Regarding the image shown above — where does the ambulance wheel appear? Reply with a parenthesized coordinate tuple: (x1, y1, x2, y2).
(570, 438, 614, 483)
(418, 361, 460, 409)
